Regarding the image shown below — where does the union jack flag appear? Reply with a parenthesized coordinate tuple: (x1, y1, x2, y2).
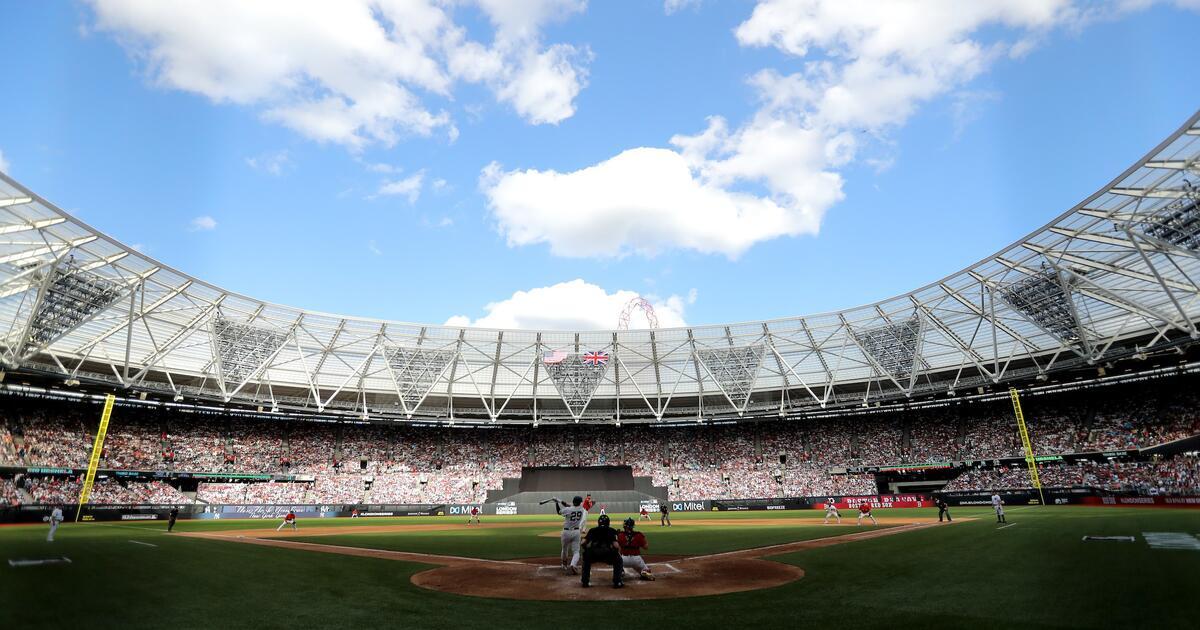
(583, 350, 609, 366)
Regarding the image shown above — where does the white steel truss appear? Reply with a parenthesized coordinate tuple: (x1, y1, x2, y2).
(696, 344, 765, 414)
(2, 111, 1200, 423)
(543, 352, 608, 419)
(383, 344, 456, 416)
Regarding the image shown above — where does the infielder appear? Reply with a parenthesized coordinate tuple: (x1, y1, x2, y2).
(618, 518, 655, 581)
(45, 505, 64, 542)
(467, 506, 481, 525)
(555, 496, 586, 574)
(991, 493, 1006, 524)
(276, 510, 298, 531)
(639, 507, 650, 521)
(856, 502, 877, 526)
(823, 497, 841, 524)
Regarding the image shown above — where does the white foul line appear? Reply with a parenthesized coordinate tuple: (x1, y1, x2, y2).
(997, 522, 1019, 530)
(129, 540, 158, 547)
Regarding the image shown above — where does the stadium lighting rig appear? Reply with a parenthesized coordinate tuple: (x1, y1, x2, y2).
(997, 265, 1091, 351)
(212, 315, 290, 391)
(17, 257, 125, 359)
(1130, 178, 1200, 251)
(850, 316, 923, 386)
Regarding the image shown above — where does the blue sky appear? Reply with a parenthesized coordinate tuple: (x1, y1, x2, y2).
(1, 1, 1198, 330)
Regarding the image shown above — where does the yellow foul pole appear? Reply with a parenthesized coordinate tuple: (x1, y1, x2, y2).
(1008, 387, 1045, 505)
(75, 394, 116, 522)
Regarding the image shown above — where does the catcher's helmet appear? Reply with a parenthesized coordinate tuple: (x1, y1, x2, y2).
(572, 495, 583, 506)
(623, 517, 635, 530)
(598, 514, 611, 527)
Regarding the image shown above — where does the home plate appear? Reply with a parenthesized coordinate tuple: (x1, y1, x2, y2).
(8, 557, 73, 567)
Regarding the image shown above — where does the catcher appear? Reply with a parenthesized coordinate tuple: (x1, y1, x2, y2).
(580, 514, 624, 588)
(618, 517, 655, 581)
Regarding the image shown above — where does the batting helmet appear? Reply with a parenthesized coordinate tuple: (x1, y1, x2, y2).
(623, 517, 635, 530)
(598, 514, 611, 527)
(572, 495, 583, 506)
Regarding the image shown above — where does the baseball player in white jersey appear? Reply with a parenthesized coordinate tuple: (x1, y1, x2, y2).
(45, 505, 64, 542)
(823, 497, 841, 524)
(555, 496, 587, 574)
(991, 493, 1006, 524)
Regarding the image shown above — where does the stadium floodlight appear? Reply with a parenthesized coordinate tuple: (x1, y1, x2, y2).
(542, 351, 608, 418)
(212, 315, 289, 391)
(1130, 179, 1200, 251)
(383, 345, 456, 414)
(997, 265, 1091, 350)
(849, 316, 923, 387)
(695, 344, 766, 413)
(22, 257, 124, 354)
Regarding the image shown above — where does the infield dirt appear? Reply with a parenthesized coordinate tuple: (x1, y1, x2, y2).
(183, 517, 964, 601)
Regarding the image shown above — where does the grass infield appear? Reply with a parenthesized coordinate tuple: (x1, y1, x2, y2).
(1, 507, 1197, 629)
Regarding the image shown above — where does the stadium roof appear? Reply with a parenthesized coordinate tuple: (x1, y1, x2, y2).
(2, 111, 1200, 425)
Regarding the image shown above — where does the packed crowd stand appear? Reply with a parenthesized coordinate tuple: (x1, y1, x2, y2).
(943, 455, 1199, 496)
(0, 378, 1197, 504)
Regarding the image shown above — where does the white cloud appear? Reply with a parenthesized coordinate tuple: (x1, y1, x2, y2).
(367, 239, 383, 256)
(245, 149, 292, 175)
(86, 0, 591, 147)
(0, 149, 8, 173)
(376, 171, 425, 204)
(664, 0, 702, 14)
(482, 143, 834, 258)
(189, 216, 218, 231)
(484, 0, 1191, 259)
(445, 279, 691, 330)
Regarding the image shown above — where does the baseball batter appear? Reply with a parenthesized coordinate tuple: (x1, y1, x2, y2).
(45, 505, 63, 542)
(856, 502, 877, 526)
(555, 495, 586, 574)
(618, 518, 655, 580)
(276, 510, 298, 531)
(823, 497, 841, 524)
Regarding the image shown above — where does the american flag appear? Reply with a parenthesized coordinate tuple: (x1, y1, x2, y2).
(583, 350, 609, 366)
(543, 350, 568, 365)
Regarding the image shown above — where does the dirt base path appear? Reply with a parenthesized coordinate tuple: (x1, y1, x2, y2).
(183, 517, 968, 601)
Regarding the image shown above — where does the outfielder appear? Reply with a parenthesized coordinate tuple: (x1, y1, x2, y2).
(555, 496, 586, 574)
(45, 505, 63, 542)
(991, 493, 1006, 524)
(823, 497, 841, 524)
(856, 502, 877, 526)
(618, 518, 655, 581)
(276, 510, 298, 531)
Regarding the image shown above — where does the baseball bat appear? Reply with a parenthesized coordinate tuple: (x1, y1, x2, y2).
(539, 498, 558, 505)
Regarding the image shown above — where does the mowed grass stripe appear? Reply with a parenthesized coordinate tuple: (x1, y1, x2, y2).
(2, 507, 1197, 629)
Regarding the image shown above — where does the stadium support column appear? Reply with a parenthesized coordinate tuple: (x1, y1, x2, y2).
(1009, 387, 1045, 505)
(75, 394, 115, 522)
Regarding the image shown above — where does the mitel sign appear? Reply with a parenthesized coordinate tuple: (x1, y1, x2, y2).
(671, 501, 708, 512)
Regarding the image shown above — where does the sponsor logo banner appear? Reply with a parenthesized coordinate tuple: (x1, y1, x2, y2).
(669, 500, 709, 512)
(120, 514, 159, 521)
(496, 501, 518, 516)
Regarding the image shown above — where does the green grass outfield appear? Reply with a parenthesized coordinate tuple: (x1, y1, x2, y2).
(1, 507, 1197, 629)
